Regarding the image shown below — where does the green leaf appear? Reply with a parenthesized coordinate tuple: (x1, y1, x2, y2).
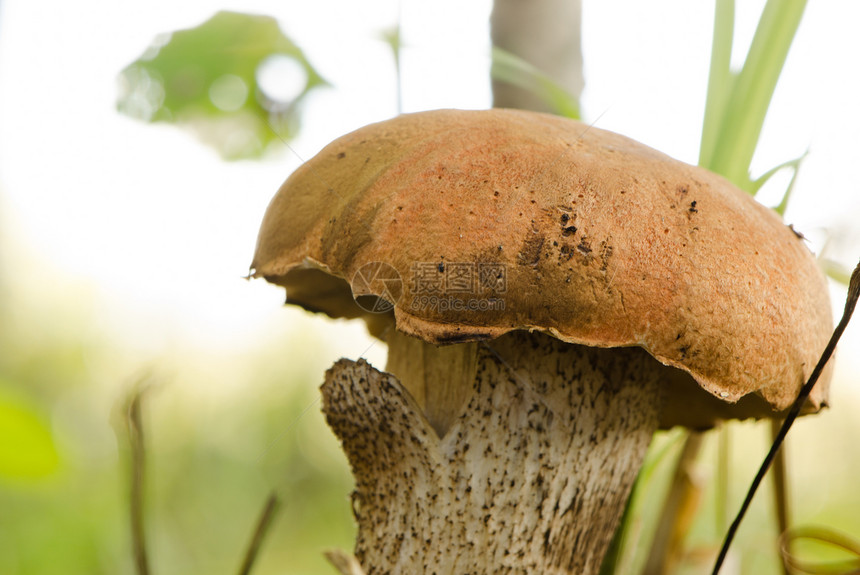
(490, 46, 580, 119)
(117, 11, 327, 160)
(0, 386, 59, 480)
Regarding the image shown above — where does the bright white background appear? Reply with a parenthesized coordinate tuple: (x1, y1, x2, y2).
(0, 0, 857, 392)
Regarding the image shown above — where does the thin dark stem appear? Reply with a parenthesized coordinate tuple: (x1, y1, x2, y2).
(127, 390, 150, 575)
(712, 260, 860, 574)
(237, 493, 281, 575)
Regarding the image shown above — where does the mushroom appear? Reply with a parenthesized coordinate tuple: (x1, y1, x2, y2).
(250, 109, 833, 574)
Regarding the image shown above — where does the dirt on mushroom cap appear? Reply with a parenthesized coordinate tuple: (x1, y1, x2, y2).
(251, 108, 834, 429)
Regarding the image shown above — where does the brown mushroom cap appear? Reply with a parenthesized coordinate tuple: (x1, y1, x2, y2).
(251, 108, 833, 429)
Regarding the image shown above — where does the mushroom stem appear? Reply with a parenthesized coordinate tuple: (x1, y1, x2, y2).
(385, 329, 478, 437)
(322, 331, 663, 574)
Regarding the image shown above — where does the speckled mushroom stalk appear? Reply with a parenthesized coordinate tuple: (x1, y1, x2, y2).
(251, 110, 833, 575)
(323, 331, 662, 574)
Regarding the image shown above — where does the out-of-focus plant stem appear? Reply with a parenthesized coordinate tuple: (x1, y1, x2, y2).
(771, 418, 791, 575)
(125, 387, 151, 575)
(643, 433, 705, 575)
(237, 493, 281, 575)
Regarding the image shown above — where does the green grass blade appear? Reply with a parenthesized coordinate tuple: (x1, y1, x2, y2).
(490, 46, 580, 119)
(748, 151, 807, 215)
(750, 152, 805, 195)
(699, 0, 736, 169)
(708, 0, 808, 189)
(771, 158, 804, 216)
(642, 432, 705, 574)
(599, 482, 634, 575)
(600, 429, 686, 574)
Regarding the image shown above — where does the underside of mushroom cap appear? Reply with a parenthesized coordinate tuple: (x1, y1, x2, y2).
(251, 108, 834, 429)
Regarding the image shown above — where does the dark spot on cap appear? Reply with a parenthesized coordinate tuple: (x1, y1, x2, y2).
(689, 201, 698, 214)
(562, 225, 577, 237)
(336, 152, 346, 159)
(560, 245, 574, 261)
(599, 242, 613, 271)
(518, 234, 545, 267)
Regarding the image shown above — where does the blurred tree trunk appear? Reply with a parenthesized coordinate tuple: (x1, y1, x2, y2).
(491, 0, 584, 111)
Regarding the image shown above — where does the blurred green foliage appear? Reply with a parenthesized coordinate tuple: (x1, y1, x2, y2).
(0, 383, 59, 479)
(0, 294, 357, 574)
(117, 11, 327, 160)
